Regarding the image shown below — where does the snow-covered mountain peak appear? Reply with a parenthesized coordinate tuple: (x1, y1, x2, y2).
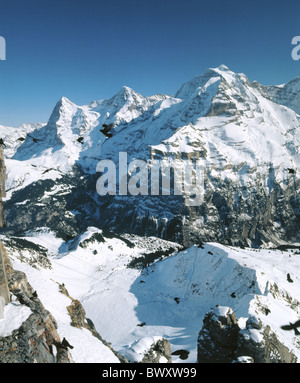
(216, 64, 230, 71)
(174, 65, 250, 104)
(47, 96, 88, 129)
(205, 64, 235, 80)
(9, 64, 298, 177)
(116, 85, 137, 101)
(105, 85, 145, 108)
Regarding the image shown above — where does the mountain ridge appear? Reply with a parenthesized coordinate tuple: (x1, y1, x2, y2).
(0, 65, 299, 248)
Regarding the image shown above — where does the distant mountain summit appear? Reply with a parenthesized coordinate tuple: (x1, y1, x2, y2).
(0, 65, 299, 247)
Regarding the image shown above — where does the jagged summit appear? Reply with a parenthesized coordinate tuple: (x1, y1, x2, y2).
(174, 64, 249, 101)
(47, 96, 75, 127)
(204, 64, 235, 78)
(216, 64, 230, 71)
(114, 85, 138, 101)
(103, 85, 148, 113)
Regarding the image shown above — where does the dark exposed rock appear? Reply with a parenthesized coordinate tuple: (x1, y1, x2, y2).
(1, 236, 51, 270)
(197, 306, 298, 363)
(127, 246, 179, 269)
(2, 161, 299, 249)
(0, 310, 72, 363)
(67, 299, 87, 329)
(246, 316, 262, 330)
(197, 306, 240, 363)
(141, 338, 172, 363)
(3, 167, 98, 241)
(91, 170, 300, 248)
(237, 325, 297, 363)
(0, 255, 72, 363)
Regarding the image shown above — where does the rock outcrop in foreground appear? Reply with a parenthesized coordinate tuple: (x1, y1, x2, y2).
(0, 248, 72, 363)
(197, 306, 298, 363)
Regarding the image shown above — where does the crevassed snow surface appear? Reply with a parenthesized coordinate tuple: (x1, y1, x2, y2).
(3, 228, 300, 363)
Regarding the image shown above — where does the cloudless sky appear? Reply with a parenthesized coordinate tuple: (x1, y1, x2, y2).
(0, 0, 299, 126)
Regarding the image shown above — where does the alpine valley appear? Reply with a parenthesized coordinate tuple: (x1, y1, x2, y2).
(0, 65, 299, 363)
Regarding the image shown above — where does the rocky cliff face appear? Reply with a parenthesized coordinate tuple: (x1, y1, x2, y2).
(140, 338, 172, 363)
(0, 247, 72, 363)
(197, 306, 298, 363)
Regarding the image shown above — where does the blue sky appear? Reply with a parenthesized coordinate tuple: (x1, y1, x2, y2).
(0, 0, 299, 126)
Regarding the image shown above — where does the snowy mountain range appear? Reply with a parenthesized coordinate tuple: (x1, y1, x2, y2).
(0, 64, 299, 247)
(0, 65, 299, 363)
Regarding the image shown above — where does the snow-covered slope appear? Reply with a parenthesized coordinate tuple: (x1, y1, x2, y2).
(263, 77, 300, 115)
(0, 123, 45, 158)
(2, 228, 299, 362)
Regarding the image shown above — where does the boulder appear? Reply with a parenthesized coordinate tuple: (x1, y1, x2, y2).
(237, 324, 297, 363)
(141, 338, 172, 363)
(197, 306, 240, 363)
(197, 305, 298, 363)
(124, 337, 172, 363)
